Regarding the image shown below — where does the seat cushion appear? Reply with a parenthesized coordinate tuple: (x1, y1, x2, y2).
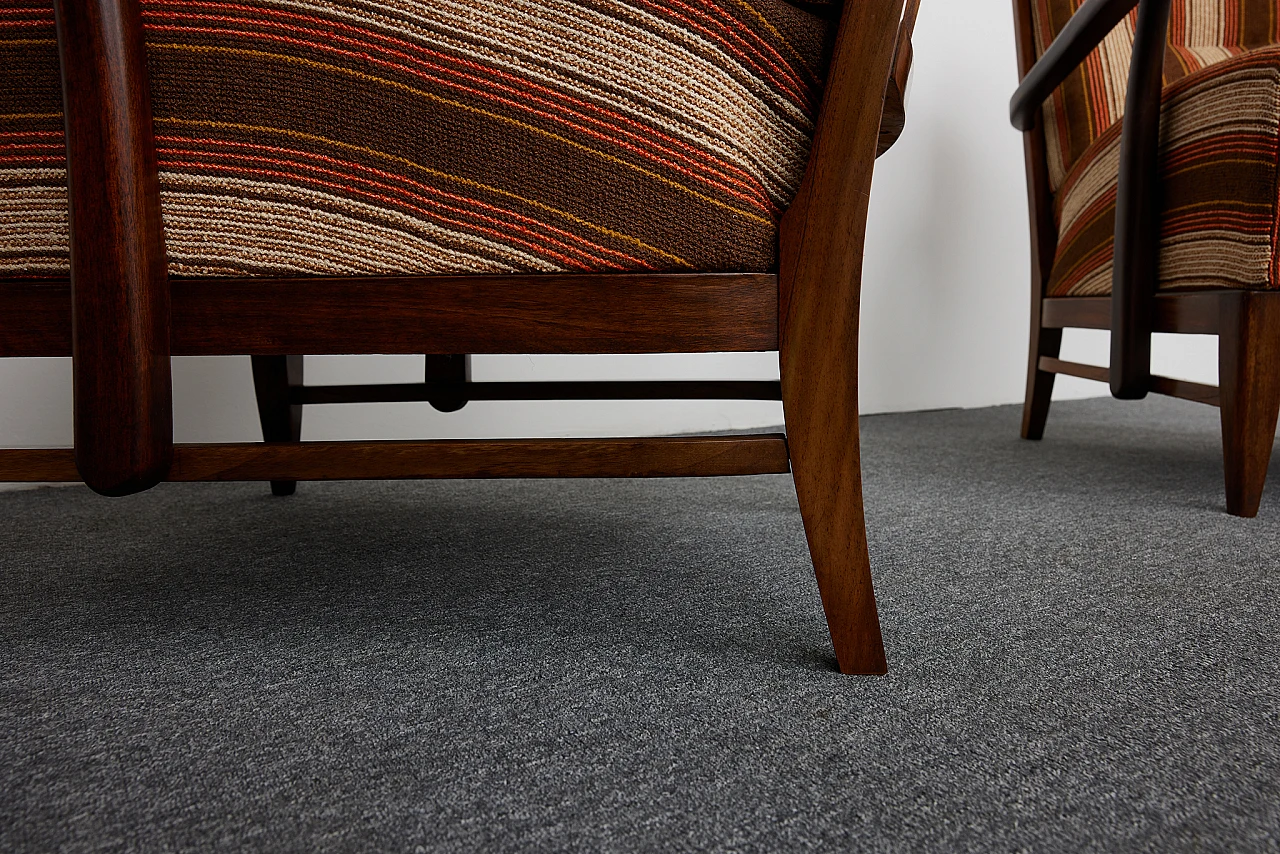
(1028, 0, 1280, 191)
(0, 0, 834, 277)
(1048, 46, 1280, 297)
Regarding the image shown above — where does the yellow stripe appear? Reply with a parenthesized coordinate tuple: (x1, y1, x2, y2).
(728, 0, 812, 76)
(150, 42, 771, 228)
(0, 40, 57, 47)
(0, 113, 63, 121)
(157, 118, 693, 268)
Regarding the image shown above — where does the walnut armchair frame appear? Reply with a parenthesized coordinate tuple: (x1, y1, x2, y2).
(0, 0, 918, 674)
(1009, 0, 1280, 517)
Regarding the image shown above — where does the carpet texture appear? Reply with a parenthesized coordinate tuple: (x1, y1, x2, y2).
(2, 396, 1278, 852)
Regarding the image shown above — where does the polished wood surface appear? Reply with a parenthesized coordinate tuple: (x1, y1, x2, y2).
(54, 0, 172, 495)
(877, 0, 921, 156)
(0, 435, 791, 482)
(0, 274, 778, 357)
(1038, 356, 1220, 406)
(1109, 0, 1171, 398)
(777, 0, 903, 675)
(1038, 356, 1109, 385)
(251, 355, 304, 496)
(1012, 0, 1064, 441)
(1218, 292, 1280, 517)
(1042, 292, 1224, 334)
(1009, 0, 1141, 130)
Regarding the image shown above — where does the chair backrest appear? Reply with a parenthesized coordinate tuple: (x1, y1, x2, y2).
(1026, 0, 1280, 190)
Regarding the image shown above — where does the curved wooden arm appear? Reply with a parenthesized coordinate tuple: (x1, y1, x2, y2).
(878, 0, 922, 156)
(54, 0, 172, 495)
(1009, 0, 1140, 130)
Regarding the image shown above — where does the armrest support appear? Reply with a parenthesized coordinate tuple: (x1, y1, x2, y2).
(1009, 0, 1140, 130)
(1109, 0, 1172, 398)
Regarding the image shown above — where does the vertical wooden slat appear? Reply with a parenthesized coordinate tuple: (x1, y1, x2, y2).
(1110, 0, 1172, 399)
(54, 0, 172, 495)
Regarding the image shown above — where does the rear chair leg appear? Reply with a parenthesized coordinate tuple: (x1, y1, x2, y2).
(1022, 323, 1062, 440)
(1219, 293, 1280, 517)
(251, 355, 304, 496)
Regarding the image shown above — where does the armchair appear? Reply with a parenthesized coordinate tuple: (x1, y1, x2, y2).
(1010, 0, 1280, 516)
(0, 0, 919, 673)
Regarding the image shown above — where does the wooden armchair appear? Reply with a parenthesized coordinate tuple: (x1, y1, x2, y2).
(1010, 0, 1280, 517)
(0, 0, 919, 673)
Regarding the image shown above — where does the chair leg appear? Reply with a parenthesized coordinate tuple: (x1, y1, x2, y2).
(1022, 324, 1062, 440)
(251, 355, 304, 497)
(783, 403, 888, 675)
(1219, 293, 1280, 517)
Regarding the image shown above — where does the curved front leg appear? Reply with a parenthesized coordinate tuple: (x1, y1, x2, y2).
(778, 0, 904, 674)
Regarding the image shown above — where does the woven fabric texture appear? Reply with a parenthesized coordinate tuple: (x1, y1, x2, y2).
(0, 0, 835, 278)
(1029, 0, 1280, 191)
(1048, 46, 1280, 296)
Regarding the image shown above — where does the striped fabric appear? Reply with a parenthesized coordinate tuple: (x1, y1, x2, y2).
(1028, 0, 1280, 191)
(0, 0, 835, 278)
(1048, 47, 1280, 296)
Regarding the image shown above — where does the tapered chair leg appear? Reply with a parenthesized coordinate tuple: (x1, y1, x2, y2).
(1022, 324, 1062, 440)
(251, 355, 304, 496)
(772, 0, 900, 674)
(1219, 293, 1280, 517)
(784, 407, 888, 675)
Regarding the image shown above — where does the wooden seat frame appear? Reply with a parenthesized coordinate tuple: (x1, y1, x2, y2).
(1010, 0, 1280, 517)
(0, 0, 919, 674)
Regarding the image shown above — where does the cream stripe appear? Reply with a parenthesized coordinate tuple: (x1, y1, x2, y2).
(162, 174, 558, 271)
(252, 0, 808, 200)
(152, 45, 766, 237)
(157, 114, 701, 267)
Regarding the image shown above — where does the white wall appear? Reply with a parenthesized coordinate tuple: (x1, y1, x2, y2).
(0, 0, 1219, 450)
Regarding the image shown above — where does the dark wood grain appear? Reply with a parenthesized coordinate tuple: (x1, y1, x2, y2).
(1149, 375, 1219, 406)
(1218, 291, 1280, 517)
(1038, 356, 1220, 406)
(293, 380, 782, 405)
(54, 0, 172, 495)
(251, 354, 303, 496)
(777, 0, 903, 675)
(0, 274, 778, 357)
(1042, 292, 1225, 334)
(0, 435, 791, 482)
(1009, 0, 1141, 130)
(877, 0, 921, 156)
(1038, 356, 1109, 385)
(1013, 0, 1065, 440)
(1109, 0, 1172, 398)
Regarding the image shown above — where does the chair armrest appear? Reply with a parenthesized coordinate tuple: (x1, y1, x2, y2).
(877, 0, 921, 156)
(1009, 0, 1140, 130)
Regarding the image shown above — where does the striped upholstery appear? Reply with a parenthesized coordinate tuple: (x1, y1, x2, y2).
(1049, 47, 1280, 296)
(1029, 0, 1280, 190)
(1029, 0, 1280, 296)
(0, 0, 836, 277)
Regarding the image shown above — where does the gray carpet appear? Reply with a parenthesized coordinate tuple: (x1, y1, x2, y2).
(2, 396, 1278, 853)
